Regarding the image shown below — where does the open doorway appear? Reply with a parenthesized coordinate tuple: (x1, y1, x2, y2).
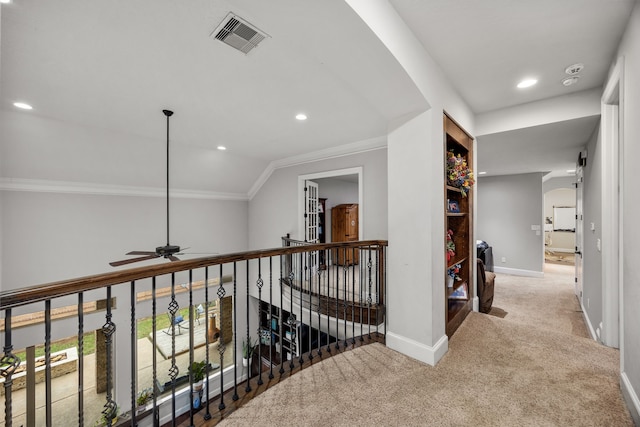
(543, 187, 577, 266)
(297, 167, 363, 244)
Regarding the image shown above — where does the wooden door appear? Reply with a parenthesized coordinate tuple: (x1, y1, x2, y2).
(332, 204, 359, 265)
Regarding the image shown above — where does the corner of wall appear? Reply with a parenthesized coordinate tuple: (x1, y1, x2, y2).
(386, 331, 448, 366)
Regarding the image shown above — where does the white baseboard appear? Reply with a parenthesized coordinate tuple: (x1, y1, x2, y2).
(621, 371, 640, 425)
(547, 247, 574, 253)
(492, 266, 544, 278)
(580, 301, 598, 341)
(386, 331, 448, 366)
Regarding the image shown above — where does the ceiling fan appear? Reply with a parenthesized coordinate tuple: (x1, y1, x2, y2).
(109, 109, 186, 267)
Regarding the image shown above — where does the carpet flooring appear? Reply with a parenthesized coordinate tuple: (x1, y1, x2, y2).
(218, 264, 632, 426)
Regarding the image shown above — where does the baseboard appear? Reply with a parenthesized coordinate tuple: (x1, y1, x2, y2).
(386, 331, 448, 366)
(547, 248, 574, 253)
(621, 371, 640, 425)
(580, 301, 598, 341)
(492, 266, 544, 278)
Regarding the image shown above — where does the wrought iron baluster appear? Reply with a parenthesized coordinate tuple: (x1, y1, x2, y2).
(2, 309, 21, 427)
(268, 257, 275, 379)
(367, 247, 373, 338)
(307, 251, 313, 361)
(326, 255, 332, 354)
(203, 266, 212, 420)
(130, 281, 137, 427)
(351, 248, 356, 345)
(316, 264, 322, 357)
(343, 251, 348, 348)
(167, 274, 179, 427)
(188, 270, 195, 427)
(231, 262, 238, 402)
(289, 265, 295, 370)
(335, 254, 340, 351)
(152, 277, 159, 427)
(45, 300, 52, 426)
(245, 260, 252, 393)
(256, 258, 264, 386)
(102, 287, 117, 427)
(279, 256, 285, 374)
(78, 293, 85, 427)
(218, 265, 229, 410)
(298, 251, 304, 366)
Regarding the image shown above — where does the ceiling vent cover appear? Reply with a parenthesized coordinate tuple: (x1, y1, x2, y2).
(212, 13, 269, 54)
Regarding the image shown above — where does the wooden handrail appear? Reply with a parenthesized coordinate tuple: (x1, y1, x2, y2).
(0, 240, 387, 310)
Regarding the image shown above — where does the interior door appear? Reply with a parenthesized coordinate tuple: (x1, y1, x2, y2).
(575, 165, 584, 298)
(304, 180, 319, 276)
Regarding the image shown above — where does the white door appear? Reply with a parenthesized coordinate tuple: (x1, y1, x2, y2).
(304, 180, 319, 277)
(575, 165, 584, 298)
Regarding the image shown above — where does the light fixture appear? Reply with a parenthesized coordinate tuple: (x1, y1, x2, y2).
(217, 145, 227, 151)
(14, 102, 33, 110)
(566, 169, 576, 174)
(0, 0, 11, 4)
(478, 171, 487, 175)
(565, 63, 584, 75)
(295, 113, 307, 121)
(562, 76, 580, 87)
(517, 79, 537, 89)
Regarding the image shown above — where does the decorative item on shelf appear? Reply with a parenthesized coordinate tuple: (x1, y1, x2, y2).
(447, 150, 475, 197)
(260, 328, 271, 345)
(447, 199, 460, 213)
(449, 282, 469, 300)
(95, 403, 118, 427)
(446, 229, 456, 262)
(446, 263, 462, 288)
(189, 360, 207, 391)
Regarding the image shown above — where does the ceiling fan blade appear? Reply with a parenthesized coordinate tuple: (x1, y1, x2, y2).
(109, 254, 160, 267)
(126, 251, 157, 256)
(167, 255, 180, 262)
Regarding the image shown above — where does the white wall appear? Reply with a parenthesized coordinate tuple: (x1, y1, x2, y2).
(248, 148, 387, 250)
(347, 0, 475, 365)
(477, 173, 544, 276)
(582, 123, 603, 340)
(615, 1, 640, 422)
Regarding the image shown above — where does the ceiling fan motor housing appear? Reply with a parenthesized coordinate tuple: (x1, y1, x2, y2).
(156, 245, 180, 256)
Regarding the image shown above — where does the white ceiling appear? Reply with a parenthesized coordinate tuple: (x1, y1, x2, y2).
(1, 0, 636, 191)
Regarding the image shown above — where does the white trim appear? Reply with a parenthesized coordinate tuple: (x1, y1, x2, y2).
(547, 247, 574, 253)
(248, 136, 386, 200)
(580, 300, 598, 341)
(601, 56, 624, 349)
(386, 331, 448, 366)
(492, 266, 544, 278)
(0, 178, 248, 201)
(621, 372, 640, 425)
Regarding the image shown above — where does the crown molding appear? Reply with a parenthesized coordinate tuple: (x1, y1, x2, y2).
(248, 135, 387, 200)
(0, 178, 248, 201)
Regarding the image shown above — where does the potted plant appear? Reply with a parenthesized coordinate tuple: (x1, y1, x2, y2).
(189, 360, 207, 391)
(242, 337, 256, 367)
(136, 388, 153, 413)
(94, 404, 118, 426)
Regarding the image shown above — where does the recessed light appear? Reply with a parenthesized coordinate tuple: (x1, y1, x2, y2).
(295, 113, 307, 121)
(14, 102, 33, 110)
(478, 171, 487, 175)
(0, 0, 11, 4)
(562, 76, 580, 87)
(566, 169, 576, 174)
(217, 145, 227, 151)
(517, 79, 537, 89)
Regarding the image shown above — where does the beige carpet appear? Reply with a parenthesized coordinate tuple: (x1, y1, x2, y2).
(218, 264, 632, 426)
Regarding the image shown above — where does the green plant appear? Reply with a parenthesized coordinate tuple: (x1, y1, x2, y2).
(94, 404, 118, 427)
(242, 337, 256, 359)
(189, 360, 207, 383)
(136, 387, 153, 406)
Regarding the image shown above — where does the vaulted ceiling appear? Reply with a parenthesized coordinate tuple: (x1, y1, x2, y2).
(1, 0, 635, 193)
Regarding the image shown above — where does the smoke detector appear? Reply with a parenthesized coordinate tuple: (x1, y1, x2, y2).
(562, 76, 580, 86)
(211, 13, 269, 54)
(565, 63, 584, 75)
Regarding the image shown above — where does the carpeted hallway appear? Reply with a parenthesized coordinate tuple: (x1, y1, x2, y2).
(218, 263, 633, 426)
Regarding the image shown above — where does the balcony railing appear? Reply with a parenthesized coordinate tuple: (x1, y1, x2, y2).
(0, 240, 387, 427)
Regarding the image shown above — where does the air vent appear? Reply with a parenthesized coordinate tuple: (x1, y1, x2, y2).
(211, 13, 269, 54)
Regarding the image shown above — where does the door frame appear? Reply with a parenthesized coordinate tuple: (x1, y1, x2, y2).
(297, 167, 363, 241)
(601, 57, 624, 350)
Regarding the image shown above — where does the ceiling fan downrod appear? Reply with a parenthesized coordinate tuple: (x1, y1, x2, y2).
(158, 109, 180, 256)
